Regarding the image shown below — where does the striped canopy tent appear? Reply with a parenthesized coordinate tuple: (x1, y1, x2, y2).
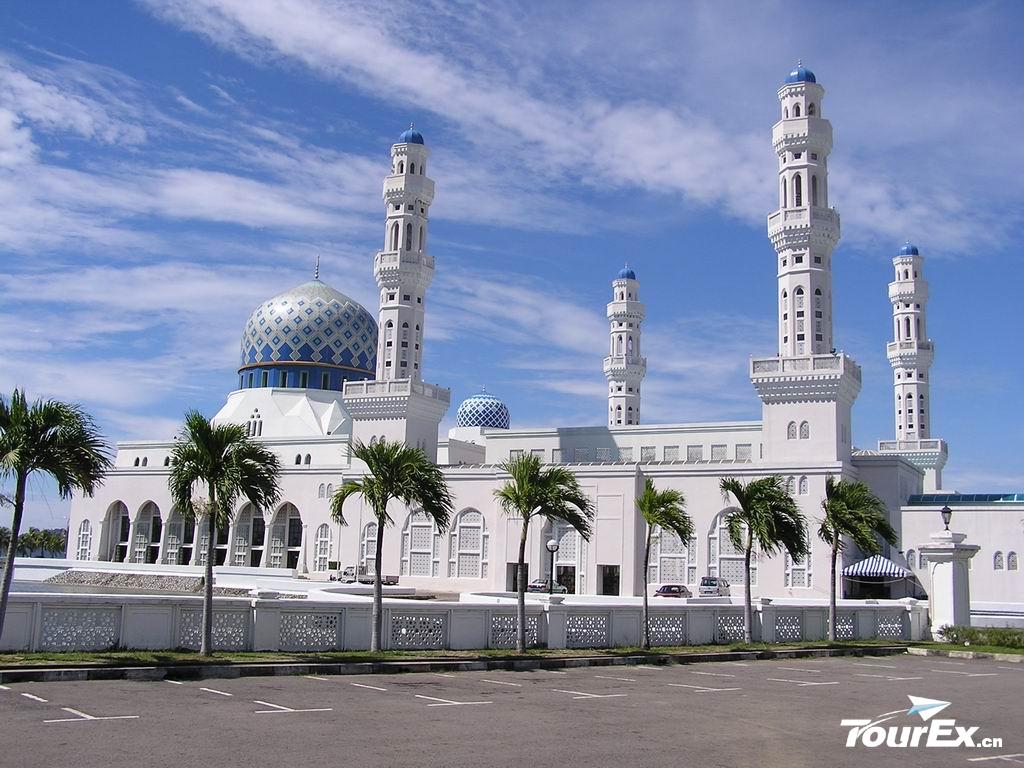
(842, 554, 910, 578)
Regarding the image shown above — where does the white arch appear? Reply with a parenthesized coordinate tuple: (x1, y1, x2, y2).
(447, 509, 488, 578)
(314, 523, 332, 572)
(76, 519, 92, 561)
(707, 509, 756, 586)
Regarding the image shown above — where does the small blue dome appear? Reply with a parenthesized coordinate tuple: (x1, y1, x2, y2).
(785, 63, 817, 84)
(616, 265, 636, 280)
(456, 392, 510, 430)
(899, 242, 920, 256)
(398, 126, 424, 145)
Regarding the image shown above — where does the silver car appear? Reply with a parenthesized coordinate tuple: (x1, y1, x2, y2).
(698, 576, 731, 596)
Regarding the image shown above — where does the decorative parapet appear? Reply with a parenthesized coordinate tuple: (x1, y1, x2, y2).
(876, 438, 948, 470)
(750, 352, 861, 404)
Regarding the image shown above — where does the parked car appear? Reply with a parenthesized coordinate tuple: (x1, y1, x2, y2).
(652, 584, 691, 598)
(698, 576, 731, 596)
(339, 566, 399, 585)
(526, 578, 568, 593)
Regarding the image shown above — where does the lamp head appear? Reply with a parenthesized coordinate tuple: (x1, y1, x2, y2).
(545, 538, 560, 553)
(940, 505, 953, 531)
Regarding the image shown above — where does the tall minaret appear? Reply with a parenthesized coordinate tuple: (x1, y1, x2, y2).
(769, 61, 839, 357)
(344, 125, 449, 461)
(877, 242, 947, 491)
(751, 63, 861, 465)
(604, 265, 646, 427)
(375, 124, 434, 382)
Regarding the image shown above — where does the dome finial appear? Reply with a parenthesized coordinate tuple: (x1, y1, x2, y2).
(314, 253, 320, 280)
(797, 58, 803, 67)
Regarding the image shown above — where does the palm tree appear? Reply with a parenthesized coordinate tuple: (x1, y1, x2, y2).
(720, 476, 808, 644)
(819, 476, 897, 641)
(169, 410, 281, 656)
(637, 477, 692, 650)
(0, 389, 112, 642)
(331, 439, 453, 652)
(494, 453, 594, 653)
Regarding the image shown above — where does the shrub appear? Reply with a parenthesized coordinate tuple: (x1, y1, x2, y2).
(935, 625, 1024, 649)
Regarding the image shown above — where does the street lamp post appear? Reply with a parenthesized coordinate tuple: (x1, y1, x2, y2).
(545, 538, 560, 595)
(940, 505, 952, 531)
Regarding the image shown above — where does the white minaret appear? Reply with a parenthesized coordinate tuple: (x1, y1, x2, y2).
(343, 125, 449, 461)
(604, 265, 646, 427)
(751, 63, 861, 464)
(375, 124, 434, 382)
(877, 242, 947, 491)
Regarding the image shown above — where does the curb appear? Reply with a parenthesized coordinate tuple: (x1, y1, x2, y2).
(906, 647, 1023, 663)
(0, 645, 907, 684)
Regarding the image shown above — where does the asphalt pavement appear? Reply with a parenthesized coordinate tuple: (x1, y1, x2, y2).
(0, 654, 1020, 768)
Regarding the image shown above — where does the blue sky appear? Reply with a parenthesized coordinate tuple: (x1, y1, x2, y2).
(2, 0, 1023, 528)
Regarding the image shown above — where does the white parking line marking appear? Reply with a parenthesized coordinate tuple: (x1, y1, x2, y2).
(350, 682, 387, 692)
(0, 685, 10, 690)
(253, 700, 332, 714)
(305, 676, 329, 681)
(690, 670, 736, 678)
(414, 694, 493, 707)
(667, 683, 741, 693)
(997, 667, 1023, 672)
(932, 660, 966, 666)
(540, 669, 568, 675)
(777, 666, 820, 673)
(163, 680, 184, 685)
(967, 754, 1024, 763)
(594, 675, 637, 682)
(929, 669, 997, 677)
(430, 673, 457, 679)
(480, 679, 521, 687)
(552, 689, 627, 700)
(199, 687, 232, 697)
(855, 674, 922, 681)
(635, 665, 663, 670)
(766, 678, 840, 687)
(45, 708, 139, 724)
(21, 693, 48, 702)
(850, 662, 899, 669)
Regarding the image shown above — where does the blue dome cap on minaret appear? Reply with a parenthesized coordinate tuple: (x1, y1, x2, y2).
(398, 124, 425, 144)
(785, 61, 817, 84)
(616, 265, 636, 280)
(456, 390, 510, 429)
(899, 241, 920, 256)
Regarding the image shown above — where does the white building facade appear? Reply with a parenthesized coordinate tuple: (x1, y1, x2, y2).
(67, 65, 1021, 614)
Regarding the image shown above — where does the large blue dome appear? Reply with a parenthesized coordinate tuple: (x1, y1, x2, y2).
(239, 279, 377, 389)
(398, 126, 424, 145)
(785, 63, 817, 84)
(616, 265, 636, 280)
(899, 242, 920, 256)
(456, 392, 510, 429)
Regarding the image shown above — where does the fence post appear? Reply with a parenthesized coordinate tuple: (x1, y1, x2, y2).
(545, 601, 567, 649)
(758, 598, 774, 643)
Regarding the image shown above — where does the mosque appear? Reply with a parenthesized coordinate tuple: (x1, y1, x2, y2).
(68, 66, 1022, 616)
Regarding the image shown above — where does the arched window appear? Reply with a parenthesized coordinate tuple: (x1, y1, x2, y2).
(409, 162, 415, 174)
(794, 174, 803, 207)
(131, 501, 161, 565)
(784, 106, 789, 119)
(247, 409, 262, 437)
(994, 551, 1004, 570)
(904, 270, 910, 280)
(361, 522, 378, 574)
(134, 457, 140, 467)
(419, 225, 425, 252)
(799, 421, 810, 439)
(318, 483, 326, 499)
(326, 483, 333, 497)
(398, 161, 404, 174)
(784, 528, 812, 588)
(405, 223, 413, 251)
(793, 103, 801, 117)
(295, 454, 302, 465)
(390, 221, 399, 251)
(647, 525, 697, 585)
(627, 336, 634, 355)
(787, 421, 797, 440)
(811, 175, 818, 206)
(76, 519, 92, 561)
(401, 510, 441, 577)
(303, 454, 311, 465)
(164, 456, 170, 466)
(786, 476, 796, 495)
(314, 523, 332, 572)
(1008, 552, 1019, 570)
(904, 317, 912, 339)
(781, 178, 787, 207)
(906, 549, 916, 570)
(808, 103, 816, 116)
(141, 457, 148, 467)
(798, 476, 808, 495)
(616, 336, 623, 355)
(447, 509, 488, 578)
(708, 510, 755, 585)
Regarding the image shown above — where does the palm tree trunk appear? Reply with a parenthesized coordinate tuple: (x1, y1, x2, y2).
(642, 525, 652, 651)
(743, 530, 753, 644)
(201, 486, 216, 657)
(0, 470, 27, 642)
(371, 513, 385, 653)
(828, 540, 839, 642)
(516, 515, 529, 653)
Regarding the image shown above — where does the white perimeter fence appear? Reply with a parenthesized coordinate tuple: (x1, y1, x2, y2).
(0, 594, 926, 653)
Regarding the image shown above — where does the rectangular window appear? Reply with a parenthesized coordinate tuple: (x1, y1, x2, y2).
(574, 447, 592, 462)
(596, 447, 614, 461)
(321, 373, 330, 389)
(640, 446, 656, 462)
(815, 310, 822, 318)
(663, 445, 680, 461)
(279, 371, 288, 387)
(551, 449, 562, 463)
(261, 371, 269, 387)
(711, 444, 727, 461)
(299, 371, 309, 388)
(686, 445, 703, 462)
(247, 372, 254, 388)
(403, 294, 410, 301)
(618, 447, 633, 462)
(796, 333, 805, 341)
(814, 256, 822, 264)
(794, 255, 803, 263)
(509, 449, 525, 461)
(735, 444, 752, 462)
(530, 448, 545, 461)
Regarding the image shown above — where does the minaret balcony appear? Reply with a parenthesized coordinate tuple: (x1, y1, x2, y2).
(888, 281, 929, 303)
(750, 352, 861, 404)
(603, 355, 647, 377)
(886, 340, 934, 367)
(771, 120, 832, 154)
(767, 206, 840, 247)
(375, 250, 435, 271)
(606, 300, 645, 320)
(383, 174, 434, 203)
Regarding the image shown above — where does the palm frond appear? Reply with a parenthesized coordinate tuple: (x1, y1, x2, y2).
(819, 476, 896, 555)
(637, 477, 693, 542)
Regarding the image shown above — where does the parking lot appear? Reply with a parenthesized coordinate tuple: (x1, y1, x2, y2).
(0, 654, 1020, 767)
